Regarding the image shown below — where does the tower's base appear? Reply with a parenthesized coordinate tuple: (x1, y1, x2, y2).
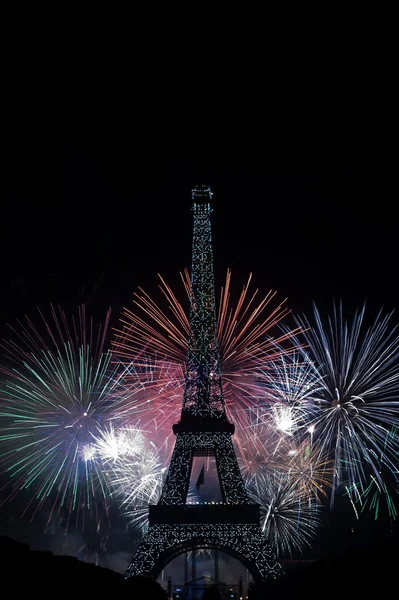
(125, 523, 283, 582)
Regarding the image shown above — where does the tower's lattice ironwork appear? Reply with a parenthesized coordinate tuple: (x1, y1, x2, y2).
(125, 185, 283, 582)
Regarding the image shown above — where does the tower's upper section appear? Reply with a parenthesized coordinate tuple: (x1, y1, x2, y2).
(191, 185, 213, 215)
(174, 185, 233, 434)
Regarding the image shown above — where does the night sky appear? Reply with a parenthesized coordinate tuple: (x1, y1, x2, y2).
(1, 135, 398, 572)
(3, 144, 398, 327)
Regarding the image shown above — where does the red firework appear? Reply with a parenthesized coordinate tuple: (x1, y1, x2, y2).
(111, 270, 300, 463)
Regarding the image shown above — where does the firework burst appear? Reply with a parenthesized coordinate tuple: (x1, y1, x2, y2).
(0, 306, 134, 528)
(233, 353, 322, 477)
(259, 353, 323, 418)
(295, 303, 399, 508)
(96, 427, 199, 535)
(94, 425, 165, 533)
(247, 470, 321, 557)
(276, 441, 334, 501)
(238, 408, 333, 503)
(112, 270, 300, 453)
(237, 410, 292, 478)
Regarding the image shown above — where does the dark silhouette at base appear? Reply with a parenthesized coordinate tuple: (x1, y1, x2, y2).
(1, 534, 398, 598)
(123, 575, 167, 598)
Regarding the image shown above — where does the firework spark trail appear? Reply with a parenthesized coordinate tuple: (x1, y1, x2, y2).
(345, 426, 399, 521)
(294, 302, 399, 508)
(247, 470, 321, 557)
(275, 441, 334, 501)
(236, 396, 333, 504)
(237, 409, 293, 478)
(360, 474, 399, 521)
(0, 306, 138, 528)
(110, 359, 183, 432)
(258, 353, 324, 412)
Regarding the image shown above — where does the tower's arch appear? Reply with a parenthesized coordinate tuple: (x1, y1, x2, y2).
(125, 524, 282, 583)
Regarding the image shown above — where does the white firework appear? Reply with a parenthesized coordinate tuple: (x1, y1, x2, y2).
(93, 425, 165, 533)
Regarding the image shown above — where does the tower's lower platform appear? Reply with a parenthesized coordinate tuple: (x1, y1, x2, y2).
(125, 522, 283, 582)
(148, 503, 260, 525)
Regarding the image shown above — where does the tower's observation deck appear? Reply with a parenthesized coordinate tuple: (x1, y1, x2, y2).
(191, 184, 213, 215)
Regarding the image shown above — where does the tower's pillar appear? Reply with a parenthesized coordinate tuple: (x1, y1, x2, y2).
(191, 552, 196, 599)
(184, 551, 188, 584)
(215, 548, 219, 583)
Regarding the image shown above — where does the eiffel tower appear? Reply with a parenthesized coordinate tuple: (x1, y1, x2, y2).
(125, 185, 283, 583)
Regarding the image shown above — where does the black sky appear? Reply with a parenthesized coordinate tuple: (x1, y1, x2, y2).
(2, 140, 398, 333)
